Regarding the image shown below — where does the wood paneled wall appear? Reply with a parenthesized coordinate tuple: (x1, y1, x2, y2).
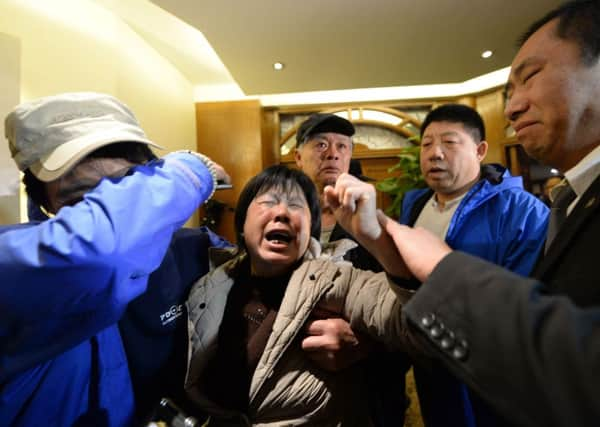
(475, 90, 508, 165)
(196, 99, 268, 242)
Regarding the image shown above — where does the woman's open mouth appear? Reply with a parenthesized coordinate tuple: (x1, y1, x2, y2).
(265, 230, 293, 245)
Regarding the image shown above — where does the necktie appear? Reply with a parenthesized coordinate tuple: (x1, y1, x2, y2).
(545, 180, 576, 252)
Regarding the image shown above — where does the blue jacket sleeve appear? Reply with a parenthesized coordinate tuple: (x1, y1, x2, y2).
(0, 152, 215, 379)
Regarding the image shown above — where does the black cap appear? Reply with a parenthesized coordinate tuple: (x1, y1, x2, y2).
(296, 113, 355, 147)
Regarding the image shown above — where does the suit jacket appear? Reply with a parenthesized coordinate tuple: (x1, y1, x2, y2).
(534, 174, 600, 305)
(402, 174, 600, 427)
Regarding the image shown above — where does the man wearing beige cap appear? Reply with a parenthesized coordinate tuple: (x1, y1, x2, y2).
(0, 92, 228, 426)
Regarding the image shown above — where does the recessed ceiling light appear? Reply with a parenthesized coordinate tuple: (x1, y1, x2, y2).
(273, 62, 285, 71)
(481, 50, 493, 59)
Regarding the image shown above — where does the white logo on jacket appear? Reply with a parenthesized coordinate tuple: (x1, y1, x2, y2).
(160, 304, 183, 325)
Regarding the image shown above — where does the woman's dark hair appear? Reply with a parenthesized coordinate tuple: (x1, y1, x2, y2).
(23, 141, 156, 212)
(234, 165, 321, 249)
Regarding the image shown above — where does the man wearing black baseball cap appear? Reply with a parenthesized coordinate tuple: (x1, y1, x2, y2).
(295, 113, 355, 189)
(295, 113, 383, 271)
(296, 113, 407, 426)
(294, 113, 359, 249)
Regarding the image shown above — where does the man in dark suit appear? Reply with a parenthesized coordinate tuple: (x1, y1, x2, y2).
(324, 1, 600, 425)
(362, 1, 600, 426)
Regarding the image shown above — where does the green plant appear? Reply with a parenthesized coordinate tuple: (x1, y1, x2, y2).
(376, 143, 426, 217)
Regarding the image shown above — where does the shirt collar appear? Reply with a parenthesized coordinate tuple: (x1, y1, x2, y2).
(564, 144, 600, 198)
(431, 192, 467, 212)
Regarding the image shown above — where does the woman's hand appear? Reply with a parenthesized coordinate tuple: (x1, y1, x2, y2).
(323, 173, 381, 241)
(301, 315, 373, 372)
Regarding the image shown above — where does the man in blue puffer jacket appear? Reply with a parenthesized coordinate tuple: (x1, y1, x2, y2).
(399, 104, 548, 427)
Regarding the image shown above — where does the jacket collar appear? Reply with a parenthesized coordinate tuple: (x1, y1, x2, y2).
(208, 237, 356, 272)
(535, 174, 600, 278)
(480, 163, 506, 184)
(406, 163, 514, 226)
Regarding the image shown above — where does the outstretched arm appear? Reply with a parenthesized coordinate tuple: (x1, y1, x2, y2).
(378, 210, 600, 425)
(302, 176, 449, 370)
(402, 250, 600, 427)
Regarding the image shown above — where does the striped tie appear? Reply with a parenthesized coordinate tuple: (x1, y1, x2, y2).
(545, 179, 576, 252)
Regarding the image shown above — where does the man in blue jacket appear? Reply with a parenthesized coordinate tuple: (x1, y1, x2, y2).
(400, 104, 549, 426)
(0, 92, 227, 427)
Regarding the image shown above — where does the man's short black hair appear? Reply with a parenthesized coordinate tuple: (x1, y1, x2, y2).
(24, 141, 156, 212)
(420, 104, 486, 143)
(234, 165, 321, 250)
(519, 0, 600, 66)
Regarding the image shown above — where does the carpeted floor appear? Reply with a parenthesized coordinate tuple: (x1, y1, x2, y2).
(404, 368, 424, 427)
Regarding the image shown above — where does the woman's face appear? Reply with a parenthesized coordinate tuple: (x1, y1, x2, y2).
(243, 185, 312, 277)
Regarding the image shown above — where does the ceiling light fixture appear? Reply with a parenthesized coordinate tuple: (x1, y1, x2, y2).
(273, 62, 285, 71)
(481, 50, 493, 59)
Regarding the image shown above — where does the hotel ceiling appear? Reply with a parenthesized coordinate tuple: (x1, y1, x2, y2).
(147, 0, 564, 96)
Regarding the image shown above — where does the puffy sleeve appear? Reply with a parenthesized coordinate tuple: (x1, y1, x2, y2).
(327, 264, 414, 350)
(0, 152, 215, 379)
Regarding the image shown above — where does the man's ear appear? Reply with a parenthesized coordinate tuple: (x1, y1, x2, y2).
(476, 140, 488, 161)
(294, 148, 303, 168)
